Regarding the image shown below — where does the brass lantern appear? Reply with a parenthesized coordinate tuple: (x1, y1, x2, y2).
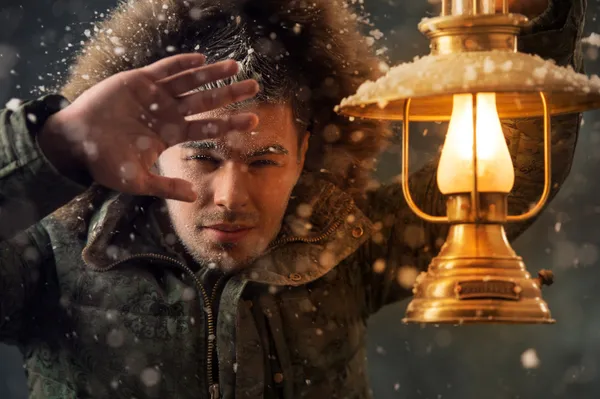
(337, 0, 600, 324)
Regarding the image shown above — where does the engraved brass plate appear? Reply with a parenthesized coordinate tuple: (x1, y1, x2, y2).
(455, 280, 520, 300)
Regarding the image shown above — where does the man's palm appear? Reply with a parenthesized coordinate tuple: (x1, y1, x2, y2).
(39, 53, 259, 202)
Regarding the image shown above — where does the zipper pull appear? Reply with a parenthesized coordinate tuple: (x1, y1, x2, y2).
(209, 383, 220, 399)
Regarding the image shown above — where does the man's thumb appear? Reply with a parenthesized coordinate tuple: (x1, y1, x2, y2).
(144, 175, 197, 202)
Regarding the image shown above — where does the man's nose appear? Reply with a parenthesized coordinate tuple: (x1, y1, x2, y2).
(213, 163, 249, 210)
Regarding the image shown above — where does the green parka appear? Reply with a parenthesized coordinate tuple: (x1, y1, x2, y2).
(0, 0, 586, 397)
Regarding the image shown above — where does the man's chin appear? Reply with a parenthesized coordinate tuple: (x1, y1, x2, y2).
(197, 245, 261, 272)
(180, 231, 273, 272)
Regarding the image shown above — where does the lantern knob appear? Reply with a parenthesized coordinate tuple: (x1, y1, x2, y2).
(536, 269, 554, 287)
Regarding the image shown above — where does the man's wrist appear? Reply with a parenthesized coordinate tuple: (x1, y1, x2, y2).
(38, 109, 94, 187)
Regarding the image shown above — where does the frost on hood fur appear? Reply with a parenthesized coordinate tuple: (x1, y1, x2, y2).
(57, 0, 390, 229)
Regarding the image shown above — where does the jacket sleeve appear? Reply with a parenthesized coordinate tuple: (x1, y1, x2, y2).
(0, 95, 89, 344)
(361, 0, 586, 315)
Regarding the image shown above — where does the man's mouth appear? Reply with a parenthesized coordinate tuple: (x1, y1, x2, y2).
(202, 224, 254, 243)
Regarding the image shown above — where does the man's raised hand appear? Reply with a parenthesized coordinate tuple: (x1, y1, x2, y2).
(39, 53, 259, 202)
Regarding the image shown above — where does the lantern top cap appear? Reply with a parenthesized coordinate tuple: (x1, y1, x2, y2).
(337, 50, 600, 121)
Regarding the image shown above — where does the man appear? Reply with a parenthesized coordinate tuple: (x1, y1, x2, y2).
(0, 0, 585, 398)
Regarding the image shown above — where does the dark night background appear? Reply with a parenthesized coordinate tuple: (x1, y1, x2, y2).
(1, 0, 600, 398)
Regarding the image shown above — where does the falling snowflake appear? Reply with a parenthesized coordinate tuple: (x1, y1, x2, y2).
(521, 348, 540, 369)
(140, 367, 161, 387)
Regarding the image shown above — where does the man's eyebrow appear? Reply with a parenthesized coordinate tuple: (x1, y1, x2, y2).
(246, 144, 289, 157)
(180, 141, 218, 150)
(180, 141, 289, 157)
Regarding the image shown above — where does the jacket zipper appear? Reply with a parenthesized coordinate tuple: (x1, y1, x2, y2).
(82, 200, 354, 398)
(268, 201, 354, 249)
(84, 253, 223, 399)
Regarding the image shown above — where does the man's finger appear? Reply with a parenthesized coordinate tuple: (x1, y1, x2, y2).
(178, 80, 259, 116)
(157, 59, 239, 97)
(183, 113, 259, 142)
(143, 175, 198, 202)
(142, 53, 207, 81)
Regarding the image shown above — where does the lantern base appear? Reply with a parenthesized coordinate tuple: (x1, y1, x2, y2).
(403, 202, 555, 324)
(403, 276, 555, 325)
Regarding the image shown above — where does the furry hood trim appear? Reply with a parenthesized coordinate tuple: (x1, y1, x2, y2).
(61, 0, 390, 205)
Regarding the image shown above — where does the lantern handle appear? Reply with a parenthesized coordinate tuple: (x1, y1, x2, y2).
(506, 92, 551, 222)
(402, 98, 449, 224)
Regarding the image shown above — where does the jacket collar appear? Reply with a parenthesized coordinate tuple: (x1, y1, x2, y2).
(81, 174, 373, 286)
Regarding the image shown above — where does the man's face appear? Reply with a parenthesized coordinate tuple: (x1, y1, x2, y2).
(158, 103, 308, 271)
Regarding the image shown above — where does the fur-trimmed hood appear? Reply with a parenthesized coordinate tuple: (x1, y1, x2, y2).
(60, 0, 389, 206)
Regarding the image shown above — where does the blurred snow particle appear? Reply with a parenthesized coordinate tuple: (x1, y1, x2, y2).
(483, 57, 496, 74)
(554, 222, 561, 232)
(521, 348, 540, 369)
(319, 250, 336, 268)
(402, 224, 426, 249)
(136, 135, 152, 151)
(190, 7, 202, 20)
(369, 29, 384, 40)
(83, 141, 98, 160)
(552, 240, 579, 269)
(140, 367, 161, 387)
(350, 130, 364, 142)
(323, 124, 341, 143)
(372, 258, 386, 274)
(434, 329, 453, 348)
(464, 65, 477, 81)
(166, 45, 176, 53)
(106, 329, 125, 348)
(500, 60, 513, 72)
(375, 47, 388, 56)
(119, 161, 138, 180)
(24, 246, 40, 262)
(201, 122, 219, 135)
(296, 203, 313, 218)
(394, 383, 400, 391)
(105, 309, 118, 321)
(396, 266, 418, 289)
(26, 113, 38, 124)
(585, 46, 598, 61)
(293, 24, 302, 35)
(582, 33, 600, 47)
(109, 36, 122, 46)
(5, 98, 22, 111)
(181, 287, 196, 301)
(165, 232, 177, 246)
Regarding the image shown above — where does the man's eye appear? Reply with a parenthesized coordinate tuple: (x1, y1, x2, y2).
(250, 159, 278, 167)
(189, 155, 218, 163)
